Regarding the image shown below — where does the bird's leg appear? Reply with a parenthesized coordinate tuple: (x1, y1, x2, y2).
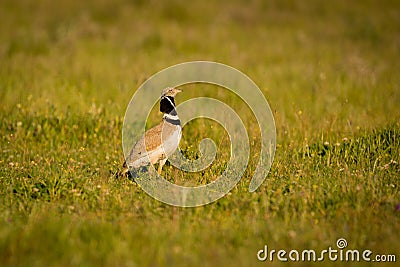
(158, 158, 167, 174)
(148, 166, 153, 173)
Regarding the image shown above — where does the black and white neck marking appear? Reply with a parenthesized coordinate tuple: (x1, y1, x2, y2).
(160, 96, 180, 126)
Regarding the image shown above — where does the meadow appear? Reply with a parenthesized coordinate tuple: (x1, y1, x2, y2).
(0, 0, 399, 266)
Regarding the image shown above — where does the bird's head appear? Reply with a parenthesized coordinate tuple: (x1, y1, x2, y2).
(161, 87, 182, 98)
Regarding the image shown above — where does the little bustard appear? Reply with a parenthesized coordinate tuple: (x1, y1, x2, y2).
(122, 87, 182, 177)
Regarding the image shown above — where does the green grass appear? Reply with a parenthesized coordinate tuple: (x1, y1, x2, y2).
(1, 0, 400, 266)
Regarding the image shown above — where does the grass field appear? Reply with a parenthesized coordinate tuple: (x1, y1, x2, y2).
(1, 0, 399, 266)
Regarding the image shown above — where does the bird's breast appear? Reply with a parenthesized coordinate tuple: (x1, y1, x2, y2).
(161, 124, 181, 157)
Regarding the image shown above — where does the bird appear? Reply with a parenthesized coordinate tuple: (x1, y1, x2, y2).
(122, 87, 182, 177)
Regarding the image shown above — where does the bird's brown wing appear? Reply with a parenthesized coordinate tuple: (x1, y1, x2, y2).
(141, 120, 178, 151)
(126, 122, 164, 163)
(142, 122, 164, 152)
(126, 120, 179, 167)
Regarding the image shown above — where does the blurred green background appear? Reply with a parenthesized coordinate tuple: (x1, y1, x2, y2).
(0, 0, 399, 266)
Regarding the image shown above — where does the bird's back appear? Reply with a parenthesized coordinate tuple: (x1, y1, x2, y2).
(125, 120, 181, 169)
